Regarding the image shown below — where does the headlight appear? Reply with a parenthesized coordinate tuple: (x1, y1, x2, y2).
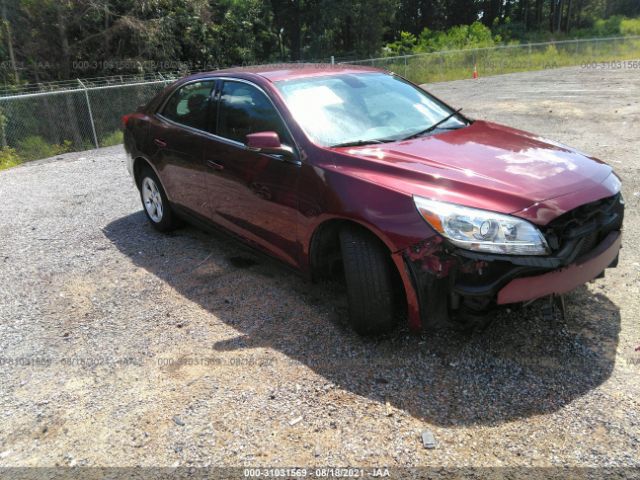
(413, 196, 549, 255)
(601, 172, 622, 196)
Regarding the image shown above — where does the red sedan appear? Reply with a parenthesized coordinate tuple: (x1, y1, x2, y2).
(123, 64, 623, 334)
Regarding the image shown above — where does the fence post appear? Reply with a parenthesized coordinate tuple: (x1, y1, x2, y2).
(77, 78, 99, 149)
(330, 55, 335, 65)
(0, 101, 6, 147)
(404, 56, 408, 77)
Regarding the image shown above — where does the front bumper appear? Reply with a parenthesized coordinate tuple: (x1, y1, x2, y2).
(395, 228, 622, 331)
(496, 230, 621, 304)
(396, 192, 624, 330)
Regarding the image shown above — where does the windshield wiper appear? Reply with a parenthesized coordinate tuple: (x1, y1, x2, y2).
(402, 108, 465, 140)
(329, 138, 395, 148)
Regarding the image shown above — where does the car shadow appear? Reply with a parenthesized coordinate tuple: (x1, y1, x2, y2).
(103, 211, 621, 427)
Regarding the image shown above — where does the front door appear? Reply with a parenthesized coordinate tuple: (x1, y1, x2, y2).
(201, 80, 301, 267)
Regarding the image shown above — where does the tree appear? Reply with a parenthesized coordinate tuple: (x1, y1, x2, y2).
(2, 0, 640, 85)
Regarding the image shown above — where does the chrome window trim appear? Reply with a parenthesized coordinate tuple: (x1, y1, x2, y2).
(155, 76, 301, 164)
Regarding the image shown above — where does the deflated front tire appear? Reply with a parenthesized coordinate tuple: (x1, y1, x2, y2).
(339, 225, 400, 335)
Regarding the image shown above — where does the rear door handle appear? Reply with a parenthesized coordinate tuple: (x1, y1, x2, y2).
(154, 138, 167, 148)
(207, 160, 224, 171)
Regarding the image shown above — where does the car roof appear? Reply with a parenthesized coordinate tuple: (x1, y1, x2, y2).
(194, 63, 386, 83)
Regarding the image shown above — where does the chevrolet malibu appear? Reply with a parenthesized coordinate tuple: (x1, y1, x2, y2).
(123, 65, 623, 335)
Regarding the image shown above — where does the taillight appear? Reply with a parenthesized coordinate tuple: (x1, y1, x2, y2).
(121, 114, 132, 129)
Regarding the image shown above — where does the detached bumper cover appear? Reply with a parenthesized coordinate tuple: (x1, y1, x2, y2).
(496, 230, 621, 305)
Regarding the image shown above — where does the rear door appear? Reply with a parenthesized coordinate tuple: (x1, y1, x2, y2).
(200, 79, 301, 267)
(149, 79, 217, 219)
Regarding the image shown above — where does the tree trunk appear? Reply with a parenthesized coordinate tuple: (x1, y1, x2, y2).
(557, 0, 564, 32)
(104, 2, 110, 58)
(483, 0, 502, 27)
(56, 2, 72, 79)
(535, 0, 543, 29)
(56, 2, 83, 147)
(1, 0, 19, 83)
(504, 0, 512, 21)
(289, 0, 301, 61)
(564, 0, 573, 32)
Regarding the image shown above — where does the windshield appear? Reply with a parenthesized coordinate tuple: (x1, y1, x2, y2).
(274, 72, 466, 147)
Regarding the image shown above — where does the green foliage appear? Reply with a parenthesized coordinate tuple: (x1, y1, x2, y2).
(419, 22, 498, 52)
(385, 32, 418, 55)
(620, 17, 640, 35)
(1, 1, 640, 84)
(0, 147, 22, 171)
(385, 15, 640, 57)
(386, 22, 499, 55)
(591, 15, 627, 36)
(214, 0, 279, 65)
(100, 131, 124, 148)
(385, 36, 640, 84)
(497, 14, 640, 42)
(16, 136, 71, 162)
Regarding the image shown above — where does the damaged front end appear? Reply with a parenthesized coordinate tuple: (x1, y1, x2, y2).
(396, 193, 624, 331)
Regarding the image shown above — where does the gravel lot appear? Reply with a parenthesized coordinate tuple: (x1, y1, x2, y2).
(0, 65, 639, 472)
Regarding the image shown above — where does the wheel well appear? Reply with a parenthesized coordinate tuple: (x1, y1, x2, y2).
(310, 220, 395, 279)
(309, 219, 348, 282)
(310, 219, 408, 316)
(132, 157, 151, 188)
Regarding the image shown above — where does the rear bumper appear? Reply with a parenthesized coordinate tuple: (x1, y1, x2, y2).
(496, 230, 621, 304)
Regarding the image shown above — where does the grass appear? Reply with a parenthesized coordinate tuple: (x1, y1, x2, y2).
(0, 146, 22, 171)
(16, 136, 72, 162)
(0, 129, 123, 171)
(100, 130, 123, 148)
(374, 37, 640, 83)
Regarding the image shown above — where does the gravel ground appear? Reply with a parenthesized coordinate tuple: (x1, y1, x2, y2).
(0, 65, 639, 472)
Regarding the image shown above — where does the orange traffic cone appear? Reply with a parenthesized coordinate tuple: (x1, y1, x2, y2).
(472, 64, 478, 79)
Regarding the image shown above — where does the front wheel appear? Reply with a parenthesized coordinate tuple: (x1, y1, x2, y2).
(138, 166, 180, 232)
(339, 225, 401, 335)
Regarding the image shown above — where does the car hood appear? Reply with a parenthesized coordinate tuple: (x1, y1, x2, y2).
(331, 120, 616, 225)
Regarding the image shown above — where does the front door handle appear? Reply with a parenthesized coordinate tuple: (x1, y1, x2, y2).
(207, 160, 224, 171)
(154, 138, 167, 148)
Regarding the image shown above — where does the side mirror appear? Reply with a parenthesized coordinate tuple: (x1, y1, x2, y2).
(246, 131, 295, 160)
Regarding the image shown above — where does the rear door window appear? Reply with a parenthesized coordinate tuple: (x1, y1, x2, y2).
(161, 80, 216, 131)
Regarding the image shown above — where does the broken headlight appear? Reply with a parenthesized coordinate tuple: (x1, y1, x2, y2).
(413, 195, 549, 255)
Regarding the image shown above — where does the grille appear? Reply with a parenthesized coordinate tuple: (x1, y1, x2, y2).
(543, 193, 623, 257)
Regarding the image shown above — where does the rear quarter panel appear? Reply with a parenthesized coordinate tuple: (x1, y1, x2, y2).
(123, 113, 152, 180)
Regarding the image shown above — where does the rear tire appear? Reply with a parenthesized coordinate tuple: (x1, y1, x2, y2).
(339, 225, 400, 335)
(138, 165, 180, 232)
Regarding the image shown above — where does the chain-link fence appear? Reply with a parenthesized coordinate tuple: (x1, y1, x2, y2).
(342, 35, 640, 83)
(0, 74, 179, 163)
(1, 36, 639, 164)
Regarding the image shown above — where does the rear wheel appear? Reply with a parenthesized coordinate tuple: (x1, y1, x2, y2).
(138, 166, 180, 232)
(339, 225, 400, 335)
